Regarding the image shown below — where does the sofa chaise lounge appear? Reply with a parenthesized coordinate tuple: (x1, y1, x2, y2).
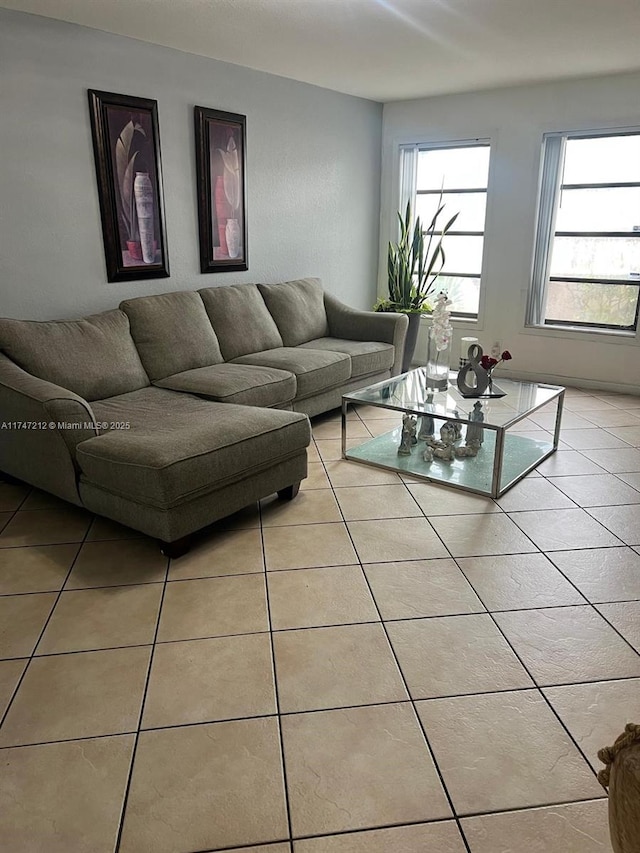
(0, 278, 408, 555)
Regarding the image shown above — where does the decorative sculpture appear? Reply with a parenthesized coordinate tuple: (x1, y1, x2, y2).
(422, 446, 434, 462)
(398, 414, 417, 455)
(598, 723, 640, 853)
(455, 444, 478, 458)
(466, 401, 485, 446)
(418, 414, 434, 439)
(418, 394, 435, 439)
(457, 343, 490, 397)
(439, 422, 457, 446)
(450, 410, 463, 441)
(433, 442, 455, 462)
(421, 421, 457, 464)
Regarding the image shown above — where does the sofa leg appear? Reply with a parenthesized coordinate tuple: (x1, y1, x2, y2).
(277, 481, 301, 501)
(160, 535, 192, 559)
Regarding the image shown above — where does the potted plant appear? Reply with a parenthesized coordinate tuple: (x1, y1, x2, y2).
(376, 195, 459, 372)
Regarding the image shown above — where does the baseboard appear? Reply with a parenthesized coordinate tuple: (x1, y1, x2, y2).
(495, 369, 640, 396)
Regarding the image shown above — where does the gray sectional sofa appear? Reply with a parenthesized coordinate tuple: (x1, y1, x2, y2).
(0, 277, 408, 555)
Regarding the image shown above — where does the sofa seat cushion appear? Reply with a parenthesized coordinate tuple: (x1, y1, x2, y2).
(0, 310, 149, 401)
(199, 284, 283, 360)
(77, 388, 310, 510)
(257, 278, 328, 346)
(299, 338, 395, 378)
(231, 347, 351, 400)
(154, 363, 296, 408)
(120, 291, 223, 381)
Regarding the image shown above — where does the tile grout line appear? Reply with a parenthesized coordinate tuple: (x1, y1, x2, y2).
(0, 516, 638, 551)
(585, 601, 640, 658)
(0, 524, 88, 733)
(285, 795, 610, 845)
(0, 477, 32, 515)
(182, 835, 292, 853)
(3, 664, 640, 753)
(504, 503, 626, 552)
(259, 496, 296, 849)
(331, 410, 630, 836)
(112, 549, 171, 853)
(452, 557, 616, 789)
(542, 550, 640, 658)
(175, 791, 611, 852)
(318, 441, 474, 853)
(6, 537, 635, 597)
(0, 479, 30, 539)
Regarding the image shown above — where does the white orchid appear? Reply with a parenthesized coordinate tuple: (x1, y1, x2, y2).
(430, 292, 453, 352)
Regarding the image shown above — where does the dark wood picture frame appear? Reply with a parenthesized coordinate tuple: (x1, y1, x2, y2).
(194, 106, 248, 273)
(88, 89, 169, 282)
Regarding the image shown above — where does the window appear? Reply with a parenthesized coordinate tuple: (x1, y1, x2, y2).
(528, 130, 640, 332)
(400, 141, 491, 317)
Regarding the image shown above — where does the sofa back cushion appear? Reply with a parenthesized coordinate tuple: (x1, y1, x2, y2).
(0, 309, 149, 401)
(120, 291, 223, 381)
(257, 278, 328, 347)
(199, 283, 283, 360)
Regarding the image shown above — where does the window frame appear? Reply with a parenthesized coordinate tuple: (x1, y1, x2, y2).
(527, 128, 640, 334)
(399, 138, 492, 321)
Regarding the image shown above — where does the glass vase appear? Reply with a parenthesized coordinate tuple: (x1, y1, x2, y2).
(425, 324, 452, 391)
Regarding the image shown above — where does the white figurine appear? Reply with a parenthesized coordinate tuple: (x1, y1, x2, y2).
(398, 414, 417, 455)
(451, 410, 463, 440)
(418, 414, 434, 440)
(419, 394, 435, 439)
(455, 444, 478, 458)
(439, 422, 457, 446)
(433, 443, 455, 462)
(442, 417, 462, 442)
(466, 401, 485, 446)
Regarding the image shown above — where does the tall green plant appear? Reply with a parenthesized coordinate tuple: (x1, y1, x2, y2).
(383, 195, 459, 312)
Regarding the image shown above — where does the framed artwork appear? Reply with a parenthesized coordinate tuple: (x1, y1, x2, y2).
(194, 106, 247, 273)
(88, 89, 169, 282)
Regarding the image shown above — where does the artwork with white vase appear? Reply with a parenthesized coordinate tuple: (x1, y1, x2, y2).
(88, 90, 169, 282)
(133, 172, 155, 263)
(195, 106, 248, 273)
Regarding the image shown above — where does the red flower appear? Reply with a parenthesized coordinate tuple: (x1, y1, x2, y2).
(480, 355, 497, 370)
(502, 350, 512, 361)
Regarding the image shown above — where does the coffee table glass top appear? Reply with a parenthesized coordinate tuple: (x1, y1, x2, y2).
(344, 367, 562, 428)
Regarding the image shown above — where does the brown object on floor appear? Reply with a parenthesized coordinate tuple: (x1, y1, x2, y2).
(598, 723, 640, 853)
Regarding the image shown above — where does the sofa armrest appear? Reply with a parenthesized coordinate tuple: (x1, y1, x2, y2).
(324, 293, 408, 376)
(0, 352, 98, 505)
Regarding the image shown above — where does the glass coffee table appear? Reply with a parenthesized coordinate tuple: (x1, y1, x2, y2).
(341, 368, 565, 498)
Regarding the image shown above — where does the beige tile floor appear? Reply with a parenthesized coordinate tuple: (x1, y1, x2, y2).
(1, 386, 640, 851)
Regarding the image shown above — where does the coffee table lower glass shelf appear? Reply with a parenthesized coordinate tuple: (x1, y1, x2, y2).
(341, 369, 564, 498)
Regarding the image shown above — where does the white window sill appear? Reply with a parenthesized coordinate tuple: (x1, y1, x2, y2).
(451, 316, 481, 328)
(523, 323, 637, 343)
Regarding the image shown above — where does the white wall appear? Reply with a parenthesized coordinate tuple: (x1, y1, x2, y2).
(0, 9, 382, 319)
(382, 72, 640, 392)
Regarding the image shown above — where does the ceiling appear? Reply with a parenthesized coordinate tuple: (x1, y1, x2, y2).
(3, 0, 640, 101)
